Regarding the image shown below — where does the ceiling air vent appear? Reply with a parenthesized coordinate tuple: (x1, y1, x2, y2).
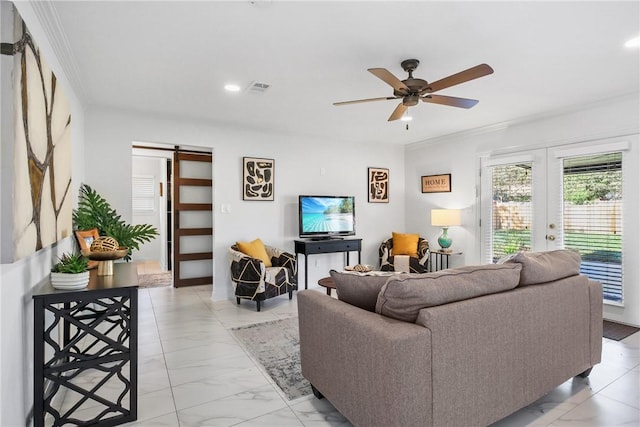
(247, 81, 270, 93)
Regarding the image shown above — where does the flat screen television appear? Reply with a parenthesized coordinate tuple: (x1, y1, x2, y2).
(298, 195, 355, 239)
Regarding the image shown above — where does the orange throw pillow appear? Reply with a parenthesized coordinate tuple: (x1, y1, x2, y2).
(391, 232, 419, 257)
(236, 238, 272, 267)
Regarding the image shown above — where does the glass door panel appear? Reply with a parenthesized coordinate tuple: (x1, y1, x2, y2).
(549, 151, 624, 303)
(480, 149, 546, 263)
(490, 163, 533, 262)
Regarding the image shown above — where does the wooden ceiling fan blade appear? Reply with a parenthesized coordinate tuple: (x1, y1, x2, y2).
(333, 96, 397, 106)
(422, 94, 479, 109)
(388, 103, 408, 121)
(368, 68, 410, 93)
(424, 63, 494, 93)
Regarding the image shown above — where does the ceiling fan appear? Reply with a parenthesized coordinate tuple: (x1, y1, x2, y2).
(334, 59, 494, 121)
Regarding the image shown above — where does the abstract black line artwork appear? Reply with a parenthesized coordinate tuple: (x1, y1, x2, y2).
(368, 167, 389, 203)
(243, 157, 275, 201)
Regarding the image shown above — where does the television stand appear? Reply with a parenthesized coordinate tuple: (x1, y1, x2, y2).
(294, 238, 362, 289)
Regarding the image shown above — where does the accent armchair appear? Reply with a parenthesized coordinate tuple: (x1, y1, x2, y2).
(379, 236, 430, 273)
(229, 243, 298, 311)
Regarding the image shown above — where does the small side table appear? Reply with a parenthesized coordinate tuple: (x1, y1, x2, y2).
(430, 250, 463, 272)
(318, 277, 336, 296)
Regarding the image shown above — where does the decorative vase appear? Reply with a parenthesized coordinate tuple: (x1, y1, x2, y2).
(438, 227, 452, 249)
(82, 247, 129, 276)
(51, 271, 90, 290)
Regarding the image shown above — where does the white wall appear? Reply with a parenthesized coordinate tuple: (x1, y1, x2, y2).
(0, 2, 86, 426)
(85, 106, 406, 299)
(405, 94, 640, 326)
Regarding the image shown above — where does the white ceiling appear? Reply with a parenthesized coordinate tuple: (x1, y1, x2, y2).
(48, 0, 639, 145)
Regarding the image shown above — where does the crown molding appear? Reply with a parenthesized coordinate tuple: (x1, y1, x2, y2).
(30, 0, 86, 103)
(405, 91, 639, 152)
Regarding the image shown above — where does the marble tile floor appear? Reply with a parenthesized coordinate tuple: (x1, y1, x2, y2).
(136, 260, 167, 275)
(61, 284, 640, 426)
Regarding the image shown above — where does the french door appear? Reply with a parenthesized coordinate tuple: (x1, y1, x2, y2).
(481, 138, 630, 304)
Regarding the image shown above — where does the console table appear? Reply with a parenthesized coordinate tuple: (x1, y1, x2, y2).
(32, 263, 138, 427)
(294, 239, 362, 289)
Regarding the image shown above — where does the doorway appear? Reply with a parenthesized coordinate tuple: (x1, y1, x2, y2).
(132, 154, 169, 269)
(480, 138, 632, 306)
(131, 143, 214, 288)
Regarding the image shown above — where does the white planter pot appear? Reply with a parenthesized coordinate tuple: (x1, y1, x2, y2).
(50, 271, 90, 290)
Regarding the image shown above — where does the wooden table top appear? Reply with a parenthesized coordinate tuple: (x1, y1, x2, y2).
(317, 277, 335, 289)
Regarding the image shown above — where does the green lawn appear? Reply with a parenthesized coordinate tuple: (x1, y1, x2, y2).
(492, 229, 621, 263)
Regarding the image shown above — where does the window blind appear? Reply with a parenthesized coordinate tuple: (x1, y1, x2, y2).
(562, 152, 623, 303)
(132, 175, 155, 213)
(489, 163, 533, 263)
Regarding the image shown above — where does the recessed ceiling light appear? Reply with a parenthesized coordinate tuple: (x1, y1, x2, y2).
(624, 36, 640, 48)
(224, 84, 241, 92)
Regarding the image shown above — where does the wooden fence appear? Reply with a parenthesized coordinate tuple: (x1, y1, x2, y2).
(493, 200, 621, 234)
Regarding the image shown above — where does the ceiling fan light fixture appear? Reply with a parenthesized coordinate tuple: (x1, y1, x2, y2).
(335, 59, 493, 121)
(224, 83, 241, 92)
(404, 94, 420, 106)
(624, 35, 640, 48)
(400, 111, 413, 122)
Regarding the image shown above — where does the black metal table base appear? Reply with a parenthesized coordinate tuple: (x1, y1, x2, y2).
(429, 251, 462, 272)
(33, 265, 138, 427)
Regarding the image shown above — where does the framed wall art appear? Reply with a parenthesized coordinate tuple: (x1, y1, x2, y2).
(421, 174, 451, 193)
(5, 13, 73, 262)
(243, 157, 274, 201)
(368, 167, 389, 203)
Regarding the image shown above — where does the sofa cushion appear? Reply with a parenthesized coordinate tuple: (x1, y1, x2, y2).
(501, 250, 581, 286)
(391, 232, 419, 257)
(329, 270, 400, 312)
(375, 263, 522, 323)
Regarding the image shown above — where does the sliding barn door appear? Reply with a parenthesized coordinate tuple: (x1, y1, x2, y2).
(173, 151, 213, 288)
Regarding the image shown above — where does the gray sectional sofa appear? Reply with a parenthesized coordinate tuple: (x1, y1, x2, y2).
(298, 250, 602, 427)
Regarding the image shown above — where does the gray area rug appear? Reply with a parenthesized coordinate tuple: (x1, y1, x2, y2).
(138, 272, 173, 289)
(231, 317, 311, 400)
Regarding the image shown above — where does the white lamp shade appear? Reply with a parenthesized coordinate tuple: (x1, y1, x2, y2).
(431, 209, 461, 227)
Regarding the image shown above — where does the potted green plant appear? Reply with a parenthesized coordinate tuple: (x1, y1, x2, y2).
(73, 184, 158, 261)
(51, 252, 90, 290)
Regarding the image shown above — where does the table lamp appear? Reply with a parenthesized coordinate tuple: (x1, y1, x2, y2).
(431, 209, 461, 251)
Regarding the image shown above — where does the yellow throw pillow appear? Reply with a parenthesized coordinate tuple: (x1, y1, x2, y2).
(236, 238, 272, 267)
(391, 232, 419, 257)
